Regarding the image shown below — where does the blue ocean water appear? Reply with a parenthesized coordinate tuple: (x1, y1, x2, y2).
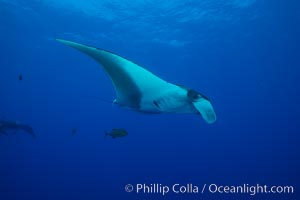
(0, 0, 299, 199)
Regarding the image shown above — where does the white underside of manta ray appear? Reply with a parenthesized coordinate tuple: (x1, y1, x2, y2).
(56, 39, 216, 124)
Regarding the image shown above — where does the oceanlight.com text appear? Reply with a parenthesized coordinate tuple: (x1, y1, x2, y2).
(207, 183, 294, 196)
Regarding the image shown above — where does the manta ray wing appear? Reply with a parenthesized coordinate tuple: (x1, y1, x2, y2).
(56, 39, 171, 109)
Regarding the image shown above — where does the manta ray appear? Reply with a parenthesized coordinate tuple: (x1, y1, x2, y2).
(56, 39, 216, 124)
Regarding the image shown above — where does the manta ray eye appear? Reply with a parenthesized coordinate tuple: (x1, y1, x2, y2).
(188, 89, 201, 101)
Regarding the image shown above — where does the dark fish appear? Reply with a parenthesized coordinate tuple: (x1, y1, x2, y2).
(105, 128, 128, 139)
(0, 120, 36, 138)
(19, 74, 23, 80)
(72, 128, 77, 135)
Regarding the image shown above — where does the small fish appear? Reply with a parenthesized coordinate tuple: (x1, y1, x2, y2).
(105, 128, 128, 139)
(71, 128, 77, 136)
(19, 74, 23, 80)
